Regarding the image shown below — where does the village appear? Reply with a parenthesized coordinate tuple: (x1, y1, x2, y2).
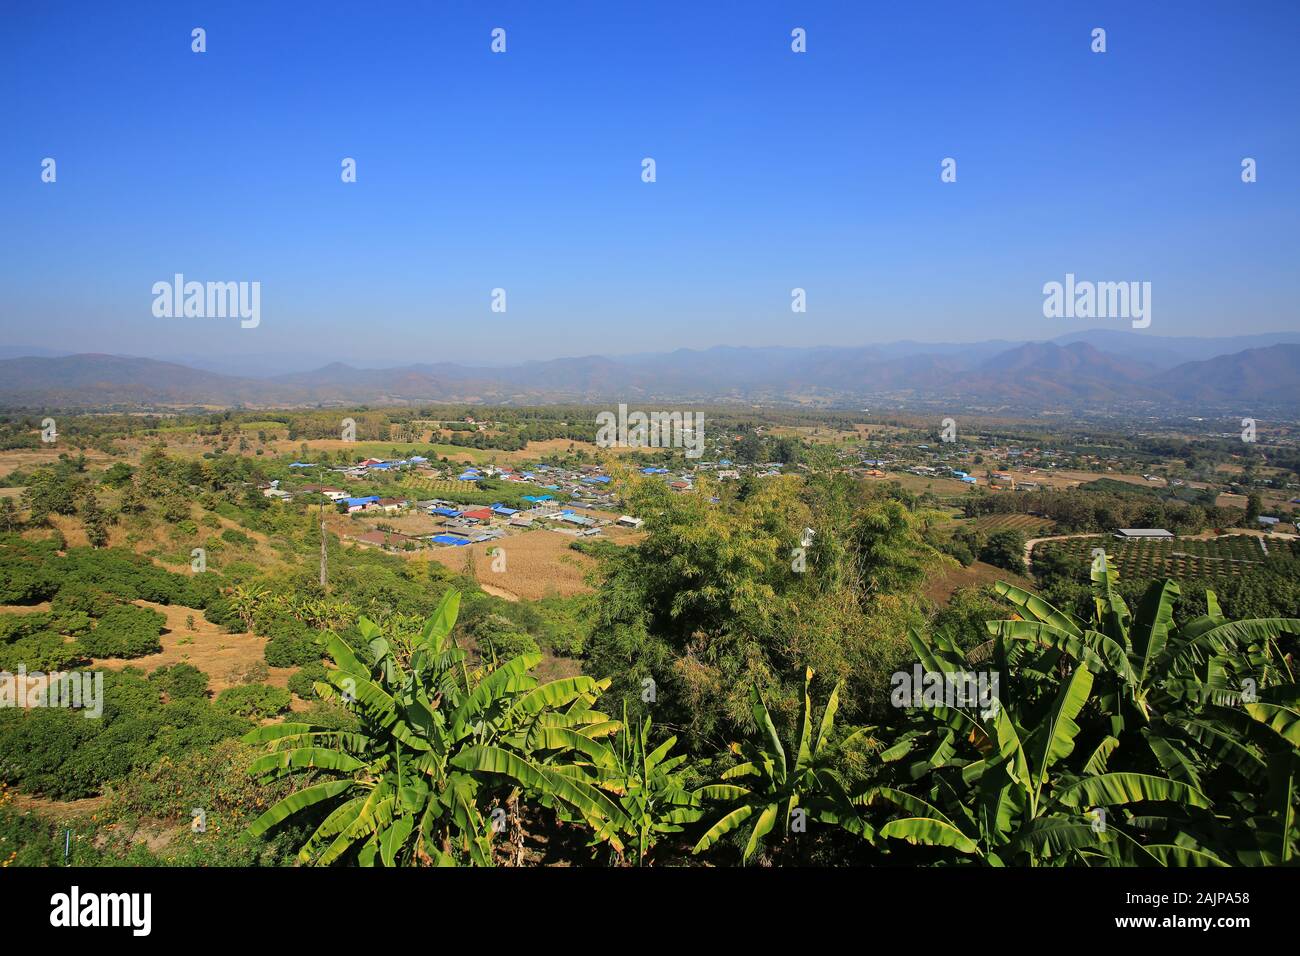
(254, 454, 795, 555)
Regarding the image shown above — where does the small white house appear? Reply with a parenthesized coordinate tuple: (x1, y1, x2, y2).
(617, 515, 644, 529)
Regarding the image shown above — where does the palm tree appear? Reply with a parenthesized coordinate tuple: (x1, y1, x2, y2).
(243, 590, 631, 865)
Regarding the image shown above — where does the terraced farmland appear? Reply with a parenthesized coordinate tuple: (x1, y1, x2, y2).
(967, 514, 1055, 535)
(1035, 534, 1299, 581)
(401, 476, 481, 497)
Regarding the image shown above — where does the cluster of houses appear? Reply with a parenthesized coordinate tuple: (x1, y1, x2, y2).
(257, 452, 804, 554)
(261, 457, 651, 553)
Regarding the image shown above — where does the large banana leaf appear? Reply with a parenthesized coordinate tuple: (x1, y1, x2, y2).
(692, 805, 755, 854)
(1031, 663, 1093, 789)
(879, 817, 979, 854)
(1244, 702, 1300, 746)
(246, 779, 355, 837)
(994, 582, 1083, 637)
(1055, 772, 1211, 809)
(248, 747, 367, 777)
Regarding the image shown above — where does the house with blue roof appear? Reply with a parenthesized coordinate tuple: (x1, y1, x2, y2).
(342, 496, 381, 513)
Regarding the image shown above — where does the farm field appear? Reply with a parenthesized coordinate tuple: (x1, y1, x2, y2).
(1034, 534, 1300, 581)
(961, 514, 1055, 535)
(888, 473, 978, 495)
(400, 476, 480, 497)
(922, 559, 1035, 604)
(421, 529, 597, 600)
(0, 599, 302, 703)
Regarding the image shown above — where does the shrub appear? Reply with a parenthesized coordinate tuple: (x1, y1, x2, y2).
(51, 583, 118, 618)
(264, 632, 321, 667)
(0, 612, 87, 670)
(286, 661, 326, 699)
(0, 669, 246, 799)
(0, 550, 58, 604)
(220, 527, 253, 547)
(483, 630, 540, 661)
(0, 630, 85, 671)
(148, 663, 209, 700)
(214, 684, 291, 720)
(201, 596, 241, 632)
(77, 604, 165, 658)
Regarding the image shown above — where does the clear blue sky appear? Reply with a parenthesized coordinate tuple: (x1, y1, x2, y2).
(1, 0, 1296, 368)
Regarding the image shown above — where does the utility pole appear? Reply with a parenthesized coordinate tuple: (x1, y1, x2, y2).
(319, 496, 328, 592)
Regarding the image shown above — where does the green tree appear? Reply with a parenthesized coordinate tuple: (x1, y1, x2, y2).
(0, 498, 21, 533)
(80, 490, 110, 548)
(979, 528, 1026, 574)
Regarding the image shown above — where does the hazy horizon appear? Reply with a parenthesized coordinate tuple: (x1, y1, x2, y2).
(5, 327, 1300, 380)
(3, 1, 1298, 365)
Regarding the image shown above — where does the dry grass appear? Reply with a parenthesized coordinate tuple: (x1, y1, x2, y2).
(888, 473, 978, 495)
(89, 600, 301, 701)
(421, 529, 599, 600)
(922, 560, 1034, 605)
(0, 448, 117, 472)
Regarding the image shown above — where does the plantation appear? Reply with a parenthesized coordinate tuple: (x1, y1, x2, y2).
(1037, 534, 1298, 582)
(965, 513, 1055, 535)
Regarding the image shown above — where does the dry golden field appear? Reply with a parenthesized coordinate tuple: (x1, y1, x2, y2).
(421, 529, 599, 600)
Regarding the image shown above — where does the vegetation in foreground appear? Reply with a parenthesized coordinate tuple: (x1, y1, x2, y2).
(239, 562, 1298, 866)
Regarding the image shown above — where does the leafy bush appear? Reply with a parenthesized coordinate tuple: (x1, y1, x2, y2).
(214, 684, 291, 720)
(77, 604, 165, 658)
(0, 631, 84, 672)
(148, 663, 209, 700)
(264, 632, 321, 667)
(221, 527, 253, 547)
(256, 608, 321, 667)
(0, 669, 247, 799)
(0, 538, 58, 604)
(483, 630, 540, 661)
(50, 583, 118, 618)
(286, 662, 326, 699)
(0, 612, 86, 670)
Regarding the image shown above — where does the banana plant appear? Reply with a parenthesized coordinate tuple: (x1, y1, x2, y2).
(692, 668, 869, 864)
(574, 703, 704, 865)
(871, 628, 1214, 865)
(243, 589, 630, 865)
(873, 564, 1300, 865)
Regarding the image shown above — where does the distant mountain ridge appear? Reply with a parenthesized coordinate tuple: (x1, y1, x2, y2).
(0, 336, 1297, 412)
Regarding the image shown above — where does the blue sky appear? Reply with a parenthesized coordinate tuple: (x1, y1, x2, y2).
(1, 1, 1297, 368)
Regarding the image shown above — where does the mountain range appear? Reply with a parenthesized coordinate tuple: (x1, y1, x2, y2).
(1, 331, 1297, 413)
